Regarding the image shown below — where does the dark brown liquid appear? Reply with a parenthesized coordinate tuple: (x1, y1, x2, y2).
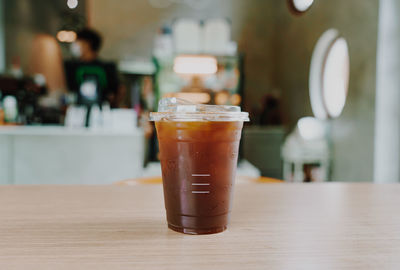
(155, 121, 243, 234)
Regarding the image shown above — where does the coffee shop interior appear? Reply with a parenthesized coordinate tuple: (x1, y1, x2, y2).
(0, 0, 397, 185)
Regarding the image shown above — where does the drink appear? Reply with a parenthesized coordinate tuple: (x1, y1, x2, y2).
(150, 98, 249, 234)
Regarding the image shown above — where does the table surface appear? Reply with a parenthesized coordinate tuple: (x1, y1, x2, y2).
(1, 183, 400, 270)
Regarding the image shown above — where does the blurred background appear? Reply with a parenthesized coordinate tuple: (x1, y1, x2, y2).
(0, 0, 396, 184)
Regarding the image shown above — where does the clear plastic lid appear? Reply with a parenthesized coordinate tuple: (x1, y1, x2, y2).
(149, 98, 249, 122)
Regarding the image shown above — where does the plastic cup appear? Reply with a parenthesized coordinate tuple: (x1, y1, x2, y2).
(150, 98, 249, 234)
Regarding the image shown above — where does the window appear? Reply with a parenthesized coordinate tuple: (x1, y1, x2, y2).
(309, 29, 350, 119)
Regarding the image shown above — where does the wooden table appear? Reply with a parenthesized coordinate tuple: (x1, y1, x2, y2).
(1, 183, 400, 269)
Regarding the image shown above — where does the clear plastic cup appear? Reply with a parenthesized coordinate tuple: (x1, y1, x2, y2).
(150, 98, 249, 234)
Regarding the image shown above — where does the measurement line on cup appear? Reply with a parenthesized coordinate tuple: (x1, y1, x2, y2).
(191, 174, 211, 194)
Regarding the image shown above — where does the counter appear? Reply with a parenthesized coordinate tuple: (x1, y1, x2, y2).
(0, 183, 399, 269)
(0, 126, 145, 184)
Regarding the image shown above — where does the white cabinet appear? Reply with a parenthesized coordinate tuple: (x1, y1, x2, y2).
(0, 127, 145, 184)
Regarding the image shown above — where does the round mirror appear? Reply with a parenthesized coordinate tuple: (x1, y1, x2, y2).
(309, 29, 350, 119)
(287, 0, 314, 15)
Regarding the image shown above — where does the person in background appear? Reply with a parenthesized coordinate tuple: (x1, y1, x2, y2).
(64, 28, 119, 108)
(71, 28, 102, 63)
(259, 93, 283, 126)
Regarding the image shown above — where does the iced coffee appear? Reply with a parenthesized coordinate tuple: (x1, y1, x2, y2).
(150, 98, 249, 234)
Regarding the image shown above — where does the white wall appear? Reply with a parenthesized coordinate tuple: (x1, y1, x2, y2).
(374, 0, 400, 182)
